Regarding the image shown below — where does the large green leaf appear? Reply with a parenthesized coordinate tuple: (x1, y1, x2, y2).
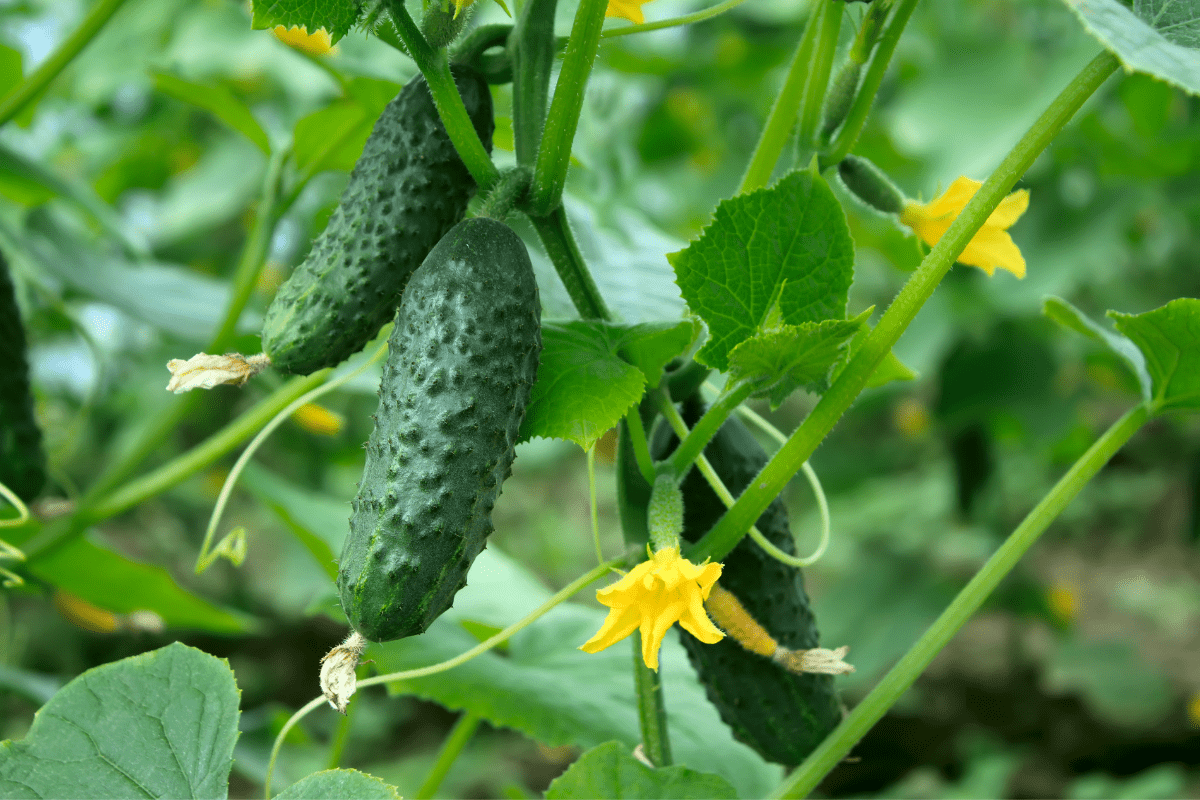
(275, 769, 402, 799)
(1043, 296, 1151, 400)
(0, 643, 240, 799)
(250, 0, 366, 43)
(520, 321, 694, 450)
(1063, 0, 1200, 96)
(30, 533, 253, 634)
(669, 169, 855, 372)
(728, 311, 869, 408)
(544, 741, 738, 800)
(370, 548, 783, 800)
(1110, 298, 1200, 413)
(153, 72, 272, 154)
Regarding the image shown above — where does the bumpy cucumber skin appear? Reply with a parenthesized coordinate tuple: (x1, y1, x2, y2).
(0, 251, 45, 502)
(262, 67, 494, 375)
(337, 218, 541, 642)
(654, 401, 841, 765)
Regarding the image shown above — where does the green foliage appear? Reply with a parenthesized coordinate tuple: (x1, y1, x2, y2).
(274, 768, 402, 798)
(728, 310, 869, 408)
(0, 643, 240, 799)
(153, 72, 272, 154)
(0, 249, 45, 501)
(250, 0, 366, 43)
(544, 741, 738, 800)
(1110, 298, 1200, 413)
(669, 169, 855, 372)
(520, 320, 693, 449)
(1043, 295, 1151, 400)
(1062, 0, 1200, 95)
(292, 78, 403, 177)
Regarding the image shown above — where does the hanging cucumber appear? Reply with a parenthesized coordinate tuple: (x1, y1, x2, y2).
(0, 249, 46, 502)
(337, 217, 541, 642)
(261, 66, 495, 375)
(653, 399, 842, 766)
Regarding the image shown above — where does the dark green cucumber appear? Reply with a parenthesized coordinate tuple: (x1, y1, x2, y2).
(262, 66, 494, 375)
(653, 399, 841, 765)
(337, 218, 541, 642)
(0, 249, 45, 502)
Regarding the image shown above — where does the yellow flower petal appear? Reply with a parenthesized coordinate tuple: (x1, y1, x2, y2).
(580, 547, 724, 670)
(606, 0, 649, 24)
(272, 25, 334, 56)
(898, 175, 1029, 279)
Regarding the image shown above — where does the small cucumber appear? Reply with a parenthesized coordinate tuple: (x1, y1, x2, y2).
(653, 398, 841, 765)
(262, 66, 494, 375)
(337, 217, 541, 642)
(0, 249, 45, 502)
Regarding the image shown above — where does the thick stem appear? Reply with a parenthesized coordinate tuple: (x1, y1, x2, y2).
(794, 0, 842, 164)
(386, 0, 499, 192)
(624, 408, 656, 485)
(818, 0, 919, 168)
(666, 382, 754, 478)
(529, 0, 607, 214)
(416, 711, 482, 799)
(688, 50, 1120, 565)
(0, 0, 132, 126)
(633, 633, 673, 766)
(528, 207, 613, 320)
(773, 403, 1149, 798)
(739, 8, 820, 194)
(510, 0, 559, 165)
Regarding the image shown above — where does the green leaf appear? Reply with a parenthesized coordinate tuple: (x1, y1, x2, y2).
(1062, 0, 1200, 96)
(544, 741, 738, 800)
(275, 769, 402, 799)
(153, 72, 272, 154)
(520, 321, 693, 450)
(829, 324, 918, 391)
(1109, 298, 1200, 413)
(29, 533, 253, 633)
(669, 169, 855, 372)
(293, 78, 401, 176)
(1043, 296, 1151, 400)
(250, 0, 366, 43)
(0, 44, 21, 98)
(0, 643, 240, 799)
(728, 310, 869, 409)
(240, 463, 344, 581)
(371, 548, 784, 800)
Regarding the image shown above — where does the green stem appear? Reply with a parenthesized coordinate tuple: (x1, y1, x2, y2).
(529, 0, 607, 214)
(325, 692, 356, 769)
(688, 49, 1119, 566)
(819, 0, 919, 168)
(602, 0, 749, 38)
(633, 633, 673, 766)
(0, 0, 133, 127)
(624, 408, 656, 485)
(510, 0, 559, 165)
(773, 403, 1149, 798)
(22, 371, 329, 562)
(666, 382, 755, 479)
(527, 207, 612, 320)
(386, 0, 499, 192)
(739, 8, 820, 194)
(416, 711, 482, 799)
(794, 0, 842, 164)
(211, 150, 285, 351)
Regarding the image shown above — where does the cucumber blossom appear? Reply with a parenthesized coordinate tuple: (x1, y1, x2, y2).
(337, 218, 541, 642)
(654, 399, 841, 765)
(262, 66, 494, 375)
(0, 249, 46, 502)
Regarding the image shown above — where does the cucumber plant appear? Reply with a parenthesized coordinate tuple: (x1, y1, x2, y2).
(0, 249, 45, 503)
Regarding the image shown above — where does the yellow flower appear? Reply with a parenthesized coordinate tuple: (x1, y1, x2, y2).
(899, 176, 1030, 278)
(272, 25, 334, 57)
(606, 0, 654, 24)
(581, 546, 724, 670)
(291, 402, 345, 436)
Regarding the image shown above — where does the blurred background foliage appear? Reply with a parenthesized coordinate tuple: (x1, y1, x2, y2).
(1, 0, 1199, 796)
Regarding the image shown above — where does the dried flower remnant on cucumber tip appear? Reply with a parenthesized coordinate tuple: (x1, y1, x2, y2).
(165, 352, 271, 393)
(580, 545, 724, 670)
(320, 631, 367, 714)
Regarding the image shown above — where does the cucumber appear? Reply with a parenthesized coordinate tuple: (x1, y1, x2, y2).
(262, 66, 494, 375)
(337, 217, 541, 642)
(653, 399, 841, 765)
(0, 249, 45, 502)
